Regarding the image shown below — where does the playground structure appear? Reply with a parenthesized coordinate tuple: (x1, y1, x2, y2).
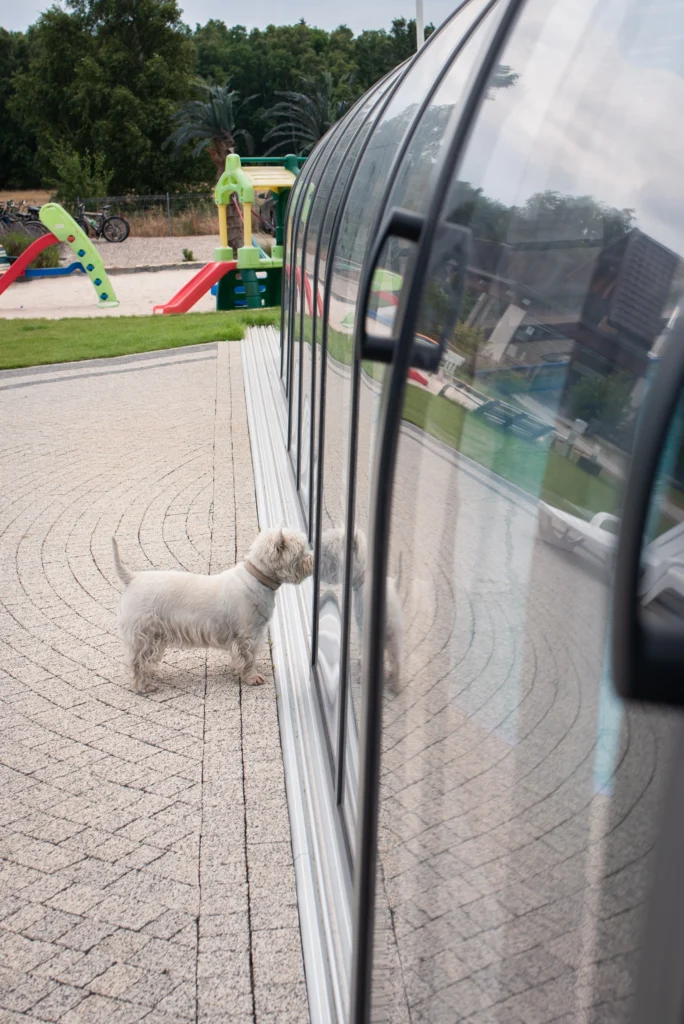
(0, 203, 118, 307)
(154, 154, 304, 315)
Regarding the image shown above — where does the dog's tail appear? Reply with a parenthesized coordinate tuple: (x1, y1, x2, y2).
(112, 536, 135, 588)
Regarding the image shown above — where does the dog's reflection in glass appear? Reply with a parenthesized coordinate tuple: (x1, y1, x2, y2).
(319, 527, 402, 692)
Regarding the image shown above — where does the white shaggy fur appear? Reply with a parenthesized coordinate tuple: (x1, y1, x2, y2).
(113, 527, 312, 693)
(319, 526, 403, 690)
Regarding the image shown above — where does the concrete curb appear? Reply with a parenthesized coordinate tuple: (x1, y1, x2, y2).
(13, 262, 208, 283)
(106, 261, 208, 275)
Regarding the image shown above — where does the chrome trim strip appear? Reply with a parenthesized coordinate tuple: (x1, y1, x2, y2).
(242, 326, 354, 1023)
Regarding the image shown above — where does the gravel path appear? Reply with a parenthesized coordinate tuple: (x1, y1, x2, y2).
(93, 236, 221, 270)
(92, 233, 273, 270)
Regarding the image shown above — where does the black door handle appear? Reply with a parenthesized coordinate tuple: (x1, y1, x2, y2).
(359, 207, 424, 364)
(359, 208, 472, 372)
(613, 311, 684, 706)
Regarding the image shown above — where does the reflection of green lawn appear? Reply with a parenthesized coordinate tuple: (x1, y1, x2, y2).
(298, 323, 620, 515)
(403, 385, 621, 516)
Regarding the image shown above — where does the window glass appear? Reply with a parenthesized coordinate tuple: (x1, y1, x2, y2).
(297, 73, 403, 529)
(282, 69, 401, 386)
(286, 123, 343, 446)
(339, 1, 506, 844)
(368, 0, 684, 1019)
(281, 172, 306, 382)
(315, 0, 495, 785)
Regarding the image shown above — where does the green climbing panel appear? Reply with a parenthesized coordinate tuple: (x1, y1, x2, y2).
(39, 203, 119, 308)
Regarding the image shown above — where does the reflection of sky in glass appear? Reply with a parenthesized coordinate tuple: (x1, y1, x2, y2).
(374, 0, 490, 135)
(594, 627, 623, 795)
(459, 0, 684, 255)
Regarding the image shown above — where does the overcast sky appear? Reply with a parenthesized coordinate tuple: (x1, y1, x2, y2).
(0, 0, 456, 35)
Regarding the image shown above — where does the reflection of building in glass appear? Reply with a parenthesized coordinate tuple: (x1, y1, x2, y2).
(457, 228, 679, 429)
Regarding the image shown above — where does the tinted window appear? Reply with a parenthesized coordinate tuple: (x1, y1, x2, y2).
(368, 1, 684, 1019)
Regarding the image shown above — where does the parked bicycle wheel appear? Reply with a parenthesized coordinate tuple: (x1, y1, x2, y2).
(22, 220, 49, 239)
(102, 215, 130, 242)
(76, 218, 91, 237)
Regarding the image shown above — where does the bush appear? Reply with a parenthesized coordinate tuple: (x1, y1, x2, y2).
(182, 248, 195, 262)
(2, 231, 60, 269)
(45, 142, 113, 205)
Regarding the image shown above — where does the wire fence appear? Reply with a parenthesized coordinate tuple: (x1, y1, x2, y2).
(76, 193, 219, 237)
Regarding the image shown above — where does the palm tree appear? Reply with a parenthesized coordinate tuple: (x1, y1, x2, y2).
(164, 82, 256, 251)
(263, 72, 353, 156)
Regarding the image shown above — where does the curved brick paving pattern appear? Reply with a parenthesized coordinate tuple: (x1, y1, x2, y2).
(371, 422, 677, 1024)
(0, 344, 308, 1024)
(312, 340, 678, 1021)
(309, 355, 677, 1024)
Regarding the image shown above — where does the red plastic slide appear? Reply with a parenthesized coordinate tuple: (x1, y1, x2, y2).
(0, 232, 58, 298)
(294, 266, 323, 317)
(153, 260, 237, 314)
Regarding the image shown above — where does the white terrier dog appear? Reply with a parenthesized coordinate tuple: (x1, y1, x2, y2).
(319, 527, 403, 690)
(112, 527, 312, 693)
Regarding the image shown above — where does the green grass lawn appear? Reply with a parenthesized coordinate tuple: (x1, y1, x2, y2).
(0, 308, 281, 370)
(402, 384, 621, 517)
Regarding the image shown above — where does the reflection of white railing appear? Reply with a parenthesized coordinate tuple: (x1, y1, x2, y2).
(539, 501, 684, 608)
(538, 502, 618, 568)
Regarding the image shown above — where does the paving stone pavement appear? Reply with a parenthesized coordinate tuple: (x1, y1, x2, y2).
(0, 342, 309, 1023)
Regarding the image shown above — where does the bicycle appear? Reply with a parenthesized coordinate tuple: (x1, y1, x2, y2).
(0, 200, 48, 239)
(76, 202, 130, 243)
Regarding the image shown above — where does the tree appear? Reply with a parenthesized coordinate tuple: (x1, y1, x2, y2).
(0, 29, 39, 189)
(5, 12, 444, 193)
(353, 18, 434, 89)
(164, 81, 256, 250)
(191, 18, 432, 156)
(164, 82, 256, 173)
(192, 20, 358, 154)
(11, 0, 200, 194)
(263, 71, 352, 155)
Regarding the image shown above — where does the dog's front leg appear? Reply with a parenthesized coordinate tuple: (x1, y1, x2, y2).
(230, 635, 265, 686)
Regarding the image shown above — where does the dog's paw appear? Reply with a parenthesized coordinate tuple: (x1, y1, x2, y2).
(243, 672, 266, 686)
(133, 681, 158, 695)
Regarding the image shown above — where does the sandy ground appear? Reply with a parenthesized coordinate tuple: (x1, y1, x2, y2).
(0, 268, 217, 319)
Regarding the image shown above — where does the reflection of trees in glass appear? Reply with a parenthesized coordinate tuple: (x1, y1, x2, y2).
(421, 185, 644, 379)
(487, 64, 519, 97)
(448, 183, 635, 248)
(566, 372, 635, 442)
(515, 191, 635, 246)
(442, 184, 639, 311)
